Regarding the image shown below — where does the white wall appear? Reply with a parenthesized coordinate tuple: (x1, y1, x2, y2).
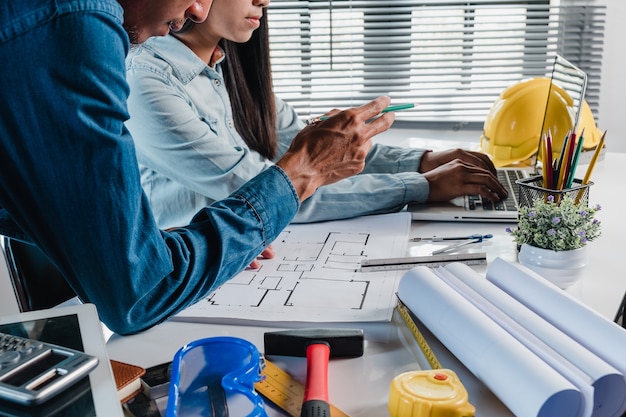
(596, 0, 625, 153)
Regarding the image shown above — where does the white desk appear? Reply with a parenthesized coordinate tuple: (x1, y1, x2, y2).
(0, 153, 623, 416)
(104, 152, 626, 416)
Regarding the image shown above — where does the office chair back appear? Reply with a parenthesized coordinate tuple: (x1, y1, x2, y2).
(3, 237, 76, 312)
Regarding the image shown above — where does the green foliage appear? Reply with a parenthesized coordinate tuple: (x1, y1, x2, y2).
(507, 195, 602, 251)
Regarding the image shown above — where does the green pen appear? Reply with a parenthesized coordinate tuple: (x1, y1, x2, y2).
(308, 103, 416, 124)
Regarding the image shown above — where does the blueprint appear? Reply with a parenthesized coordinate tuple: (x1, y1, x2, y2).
(174, 212, 411, 323)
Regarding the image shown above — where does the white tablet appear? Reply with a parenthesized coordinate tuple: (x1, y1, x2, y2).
(0, 303, 123, 417)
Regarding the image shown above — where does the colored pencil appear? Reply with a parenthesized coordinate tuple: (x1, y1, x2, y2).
(575, 130, 606, 204)
(565, 130, 585, 189)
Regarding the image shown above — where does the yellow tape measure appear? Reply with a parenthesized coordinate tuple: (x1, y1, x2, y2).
(395, 298, 442, 370)
(392, 299, 475, 417)
(255, 359, 349, 417)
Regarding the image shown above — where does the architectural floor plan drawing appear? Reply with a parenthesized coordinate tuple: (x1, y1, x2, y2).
(175, 212, 411, 323)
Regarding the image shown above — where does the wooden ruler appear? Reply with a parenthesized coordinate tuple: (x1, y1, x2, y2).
(255, 359, 349, 417)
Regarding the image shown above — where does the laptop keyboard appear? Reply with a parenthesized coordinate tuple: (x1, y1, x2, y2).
(467, 169, 523, 211)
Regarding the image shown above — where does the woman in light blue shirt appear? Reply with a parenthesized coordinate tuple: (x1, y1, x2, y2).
(125, 0, 507, 230)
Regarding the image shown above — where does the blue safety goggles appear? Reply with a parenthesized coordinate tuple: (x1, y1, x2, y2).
(165, 336, 267, 417)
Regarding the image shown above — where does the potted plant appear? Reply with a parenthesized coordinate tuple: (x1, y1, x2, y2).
(506, 195, 602, 289)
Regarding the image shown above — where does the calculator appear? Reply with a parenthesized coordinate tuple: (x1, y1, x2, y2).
(0, 331, 99, 405)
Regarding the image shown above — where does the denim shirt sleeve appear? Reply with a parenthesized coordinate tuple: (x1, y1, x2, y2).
(0, 1, 298, 335)
(294, 143, 430, 223)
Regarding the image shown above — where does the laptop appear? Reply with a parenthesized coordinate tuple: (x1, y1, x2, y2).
(408, 167, 532, 222)
(409, 55, 587, 223)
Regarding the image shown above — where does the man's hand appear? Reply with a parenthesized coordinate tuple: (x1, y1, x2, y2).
(419, 148, 498, 175)
(423, 157, 509, 203)
(276, 96, 394, 202)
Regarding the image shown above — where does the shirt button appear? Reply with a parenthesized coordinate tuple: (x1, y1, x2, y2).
(214, 79, 221, 87)
(227, 120, 233, 127)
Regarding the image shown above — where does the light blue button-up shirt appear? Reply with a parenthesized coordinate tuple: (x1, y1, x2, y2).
(126, 35, 431, 229)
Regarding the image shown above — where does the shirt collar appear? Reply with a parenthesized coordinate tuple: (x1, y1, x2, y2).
(209, 46, 226, 67)
(139, 35, 223, 84)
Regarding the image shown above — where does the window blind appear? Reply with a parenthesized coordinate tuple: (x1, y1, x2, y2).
(267, 1, 605, 128)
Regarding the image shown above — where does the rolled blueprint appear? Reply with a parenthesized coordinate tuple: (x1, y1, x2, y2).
(486, 257, 626, 415)
(398, 266, 583, 417)
(444, 262, 625, 417)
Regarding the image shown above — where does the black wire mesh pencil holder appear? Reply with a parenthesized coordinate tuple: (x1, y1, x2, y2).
(515, 176, 593, 208)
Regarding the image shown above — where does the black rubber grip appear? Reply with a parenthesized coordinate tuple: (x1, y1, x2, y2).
(300, 399, 331, 417)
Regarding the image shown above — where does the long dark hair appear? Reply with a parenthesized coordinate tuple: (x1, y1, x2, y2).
(220, 13, 277, 160)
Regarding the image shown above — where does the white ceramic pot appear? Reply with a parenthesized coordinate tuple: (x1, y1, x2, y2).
(518, 243, 588, 289)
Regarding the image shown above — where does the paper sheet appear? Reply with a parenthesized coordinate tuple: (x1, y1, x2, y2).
(175, 213, 411, 323)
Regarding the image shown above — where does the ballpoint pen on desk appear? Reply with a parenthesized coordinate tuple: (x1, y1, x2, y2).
(431, 238, 485, 255)
(306, 103, 417, 125)
(410, 233, 493, 242)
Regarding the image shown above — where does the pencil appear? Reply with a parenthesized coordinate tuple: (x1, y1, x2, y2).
(311, 103, 417, 123)
(377, 103, 417, 113)
(320, 102, 416, 121)
(541, 135, 547, 189)
(562, 132, 577, 189)
(565, 131, 585, 189)
(581, 131, 606, 185)
(545, 131, 553, 189)
(555, 131, 571, 191)
(575, 130, 606, 204)
(551, 132, 564, 189)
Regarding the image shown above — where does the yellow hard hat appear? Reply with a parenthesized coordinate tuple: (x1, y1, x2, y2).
(480, 77, 575, 167)
(576, 99, 603, 150)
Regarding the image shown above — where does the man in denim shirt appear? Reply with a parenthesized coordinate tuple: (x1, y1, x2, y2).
(0, 0, 394, 335)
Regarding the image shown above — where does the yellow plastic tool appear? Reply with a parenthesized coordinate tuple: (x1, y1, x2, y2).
(392, 299, 475, 417)
(388, 369, 475, 417)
